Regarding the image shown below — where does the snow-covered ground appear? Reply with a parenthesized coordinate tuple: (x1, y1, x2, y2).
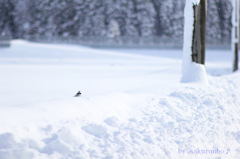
(0, 40, 239, 159)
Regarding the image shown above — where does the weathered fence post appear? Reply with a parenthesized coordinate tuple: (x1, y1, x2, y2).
(191, 0, 207, 65)
(181, 0, 208, 84)
(232, 0, 239, 72)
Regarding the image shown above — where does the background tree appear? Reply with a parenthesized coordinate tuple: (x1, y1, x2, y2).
(0, 0, 16, 38)
(207, 0, 232, 43)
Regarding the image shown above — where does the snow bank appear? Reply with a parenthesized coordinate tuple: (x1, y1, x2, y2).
(0, 73, 239, 159)
(0, 40, 239, 158)
(181, 0, 208, 84)
(181, 62, 209, 84)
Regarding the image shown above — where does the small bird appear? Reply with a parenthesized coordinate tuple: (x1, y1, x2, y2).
(74, 91, 81, 97)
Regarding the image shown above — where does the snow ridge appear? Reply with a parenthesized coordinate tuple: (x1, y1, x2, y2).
(0, 73, 239, 159)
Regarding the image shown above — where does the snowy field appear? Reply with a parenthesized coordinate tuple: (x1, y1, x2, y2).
(0, 40, 239, 159)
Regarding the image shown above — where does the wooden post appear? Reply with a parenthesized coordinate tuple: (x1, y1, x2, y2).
(232, 0, 239, 72)
(191, 0, 207, 65)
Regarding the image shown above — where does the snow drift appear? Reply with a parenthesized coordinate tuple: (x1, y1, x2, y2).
(0, 41, 239, 159)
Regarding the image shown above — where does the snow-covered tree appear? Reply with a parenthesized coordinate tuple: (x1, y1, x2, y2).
(108, 19, 120, 38)
(161, 0, 185, 38)
(207, 0, 232, 43)
(75, 0, 107, 36)
(0, 0, 16, 38)
(123, 0, 155, 37)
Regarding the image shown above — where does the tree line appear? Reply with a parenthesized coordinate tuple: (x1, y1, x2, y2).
(0, 0, 232, 43)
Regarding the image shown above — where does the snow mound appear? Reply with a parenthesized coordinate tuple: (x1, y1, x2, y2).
(0, 40, 239, 158)
(0, 73, 239, 159)
(181, 62, 208, 84)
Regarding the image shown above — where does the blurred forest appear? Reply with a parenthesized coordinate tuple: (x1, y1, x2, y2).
(0, 0, 232, 44)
